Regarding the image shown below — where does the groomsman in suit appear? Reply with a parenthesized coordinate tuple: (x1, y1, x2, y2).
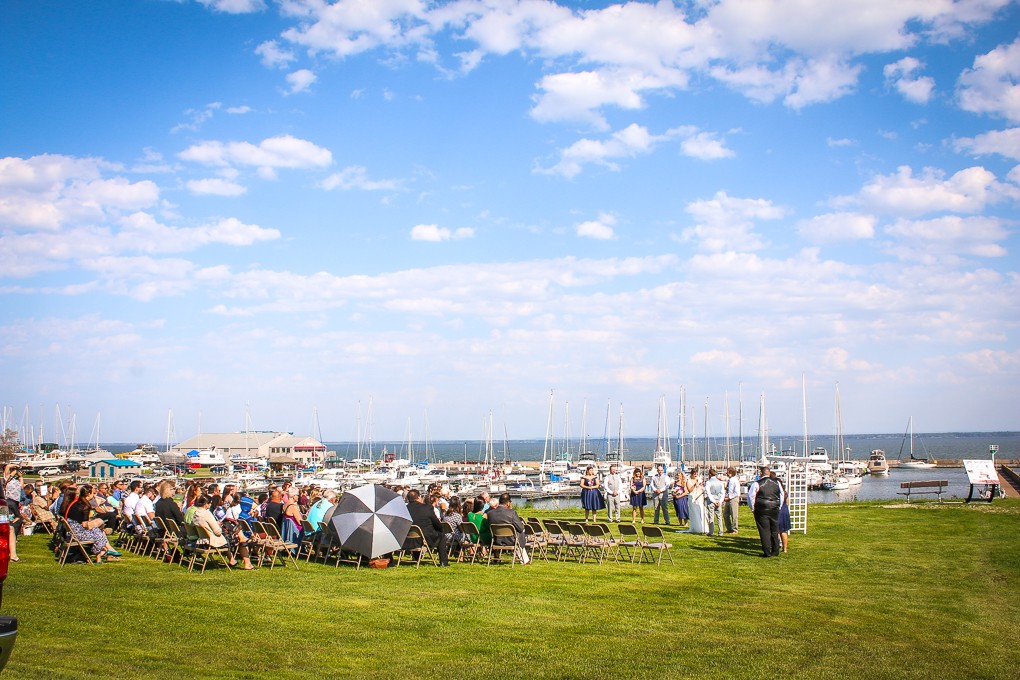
(723, 467, 740, 534)
(747, 466, 784, 557)
(650, 464, 672, 525)
(603, 464, 624, 522)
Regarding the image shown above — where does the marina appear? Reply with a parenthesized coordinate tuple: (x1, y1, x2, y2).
(17, 432, 1013, 507)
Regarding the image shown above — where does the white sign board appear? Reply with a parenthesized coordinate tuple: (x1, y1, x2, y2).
(963, 459, 999, 485)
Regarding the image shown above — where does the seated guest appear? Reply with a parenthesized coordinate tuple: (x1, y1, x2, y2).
(466, 499, 491, 547)
(280, 494, 304, 545)
(154, 481, 185, 529)
(238, 492, 257, 520)
(122, 481, 143, 520)
(181, 483, 201, 511)
(442, 497, 466, 546)
(486, 493, 526, 548)
(405, 489, 450, 567)
(306, 490, 336, 529)
(52, 483, 74, 515)
(110, 479, 128, 504)
(65, 484, 120, 562)
(90, 482, 119, 530)
(192, 495, 255, 570)
(263, 489, 284, 527)
(32, 484, 51, 515)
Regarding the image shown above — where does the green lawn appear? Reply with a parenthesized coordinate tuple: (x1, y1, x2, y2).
(5, 500, 1019, 679)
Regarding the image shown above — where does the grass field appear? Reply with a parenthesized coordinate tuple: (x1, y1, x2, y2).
(4, 500, 1019, 679)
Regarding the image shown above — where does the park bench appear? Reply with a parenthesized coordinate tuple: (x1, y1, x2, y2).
(898, 480, 949, 503)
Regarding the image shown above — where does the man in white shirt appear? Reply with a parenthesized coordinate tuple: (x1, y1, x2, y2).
(650, 464, 672, 525)
(134, 486, 156, 523)
(723, 467, 741, 534)
(603, 464, 624, 522)
(122, 481, 142, 523)
(704, 468, 725, 536)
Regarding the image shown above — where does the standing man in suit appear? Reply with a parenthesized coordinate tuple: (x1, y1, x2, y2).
(723, 467, 740, 534)
(650, 464, 672, 525)
(603, 464, 624, 523)
(405, 489, 451, 566)
(704, 468, 725, 536)
(747, 466, 784, 558)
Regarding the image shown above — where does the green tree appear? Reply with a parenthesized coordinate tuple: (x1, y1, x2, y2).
(0, 428, 19, 463)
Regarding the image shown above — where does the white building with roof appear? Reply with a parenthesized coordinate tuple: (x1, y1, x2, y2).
(171, 431, 326, 464)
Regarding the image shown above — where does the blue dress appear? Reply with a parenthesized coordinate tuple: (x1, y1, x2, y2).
(630, 480, 647, 507)
(580, 477, 606, 511)
(673, 490, 690, 521)
(778, 503, 791, 533)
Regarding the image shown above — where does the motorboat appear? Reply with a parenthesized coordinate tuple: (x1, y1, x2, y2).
(866, 449, 890, 475)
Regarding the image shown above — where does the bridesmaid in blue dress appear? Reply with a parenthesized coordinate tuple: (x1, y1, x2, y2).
(671, 471, 690, 527)
(579, 466, 605, 522)
(630, 468, 647, 523)
(775, 473, 791, 553)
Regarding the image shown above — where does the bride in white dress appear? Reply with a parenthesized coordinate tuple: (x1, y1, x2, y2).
(686, 471, 710, 534)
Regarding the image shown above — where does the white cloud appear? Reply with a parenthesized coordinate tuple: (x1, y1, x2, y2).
(538, 124, 658, 178)
(839, 165, 1006, 216)
(954, 127, 1020, 161)
(0, 154, 158, 230)
(680, 191, 786, 252)
(957, 36, 1020, 122)
(286, 69, 317, 94)
(680, 131, 735, 160)
(884, 56, 935, 104)
(798, 212, 877, 243)
(185, 177, 248, 196)
(255, 40, 295, 69)
(281, 0, 428, 58)
(410, 224, 475, 241)
(885, 215, 1008, 259)
(226, 105, 252, 115)
(530, 68, 680, 130)
(178, 135, 333, 174)
(319, 165, 401, 191)
(576, 213, 617, 240)
(197, 0, 265, 14)
(170, 102, 222, 134)
(827, 137, 856, 147)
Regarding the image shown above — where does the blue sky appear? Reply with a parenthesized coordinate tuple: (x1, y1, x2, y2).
(2, 0, 1019, 444)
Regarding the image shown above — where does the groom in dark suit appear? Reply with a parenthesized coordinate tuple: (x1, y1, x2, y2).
(405, 489, 451, 566)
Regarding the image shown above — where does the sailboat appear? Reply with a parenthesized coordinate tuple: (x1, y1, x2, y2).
(897, 417, 937, 469)
(651, 395, 673, 472)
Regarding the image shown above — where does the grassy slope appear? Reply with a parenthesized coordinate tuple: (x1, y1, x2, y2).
(4, 501, 1019, 680)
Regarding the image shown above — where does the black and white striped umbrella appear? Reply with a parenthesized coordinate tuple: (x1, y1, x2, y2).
(330, 484, 412, 559)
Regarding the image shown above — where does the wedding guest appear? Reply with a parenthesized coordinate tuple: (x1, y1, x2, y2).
(671, 471, 689, 527)
(192, 495, 255, 570)
(650, 464, 672, 525)
(774, 471, 790, 553)
(705, 468, 725, 536)
(747, 466, 784, 558)
(579, 466, 605, 522)
(630, 468, 647, 523)
(723, 467, 741, 534)
(603, 464, 625, 523)
(65, 484, 120, 562)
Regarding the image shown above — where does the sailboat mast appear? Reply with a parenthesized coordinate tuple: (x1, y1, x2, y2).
(802, 374, 809, 457)
(738, 382, 743, 461)
(725, 392, 732, 468)
(542, 390, 554, 466)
